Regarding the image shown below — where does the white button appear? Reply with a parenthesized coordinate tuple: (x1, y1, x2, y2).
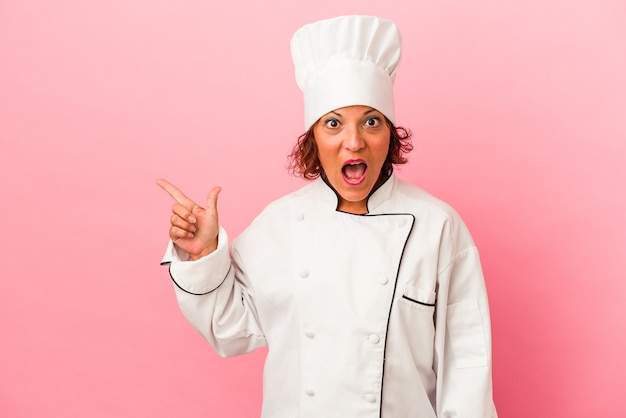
(364, 393, 377, 403)
(305, 388, 315, 397)
(368, 334, 380, 344)
(378, 276, 389, 285)
(296, 213, 304, 221)
(305, 331, 315, 339)
(299, 269, 309, 278)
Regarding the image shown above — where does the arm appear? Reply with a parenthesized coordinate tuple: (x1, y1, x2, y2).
(433, 224, 497, 417)
(157, 179, 266, 357)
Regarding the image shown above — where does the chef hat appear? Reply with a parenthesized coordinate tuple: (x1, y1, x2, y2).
(291, 15, 402, 130)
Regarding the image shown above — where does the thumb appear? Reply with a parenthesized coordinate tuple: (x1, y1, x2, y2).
(204, 186, 222, 215)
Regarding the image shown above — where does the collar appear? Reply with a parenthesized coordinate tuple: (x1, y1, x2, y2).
(313, 170, 396, 214)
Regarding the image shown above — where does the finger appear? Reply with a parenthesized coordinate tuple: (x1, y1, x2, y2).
(156, 178, 195, 207)
(170, 225, 194, 240)
(172, 202, 198, 224)
(204, 186, 222, 216)
(170, 212, 197, 233)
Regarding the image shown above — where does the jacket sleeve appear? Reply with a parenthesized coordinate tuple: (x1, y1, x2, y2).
(160, 226, 267, 357)
(434, 228, 498, 417)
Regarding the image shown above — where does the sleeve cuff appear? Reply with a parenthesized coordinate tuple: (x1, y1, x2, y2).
(160, 226, 232, 294)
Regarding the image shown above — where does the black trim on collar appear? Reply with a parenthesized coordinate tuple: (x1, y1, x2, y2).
(319, 168, 393, 213)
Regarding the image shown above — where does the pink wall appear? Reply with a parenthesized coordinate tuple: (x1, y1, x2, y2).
(1, 0, 625, 416)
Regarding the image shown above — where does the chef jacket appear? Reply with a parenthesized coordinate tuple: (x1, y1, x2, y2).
(161, 173, 497, 417)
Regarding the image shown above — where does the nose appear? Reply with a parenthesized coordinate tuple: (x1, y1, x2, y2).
(343, 126, 365, 151)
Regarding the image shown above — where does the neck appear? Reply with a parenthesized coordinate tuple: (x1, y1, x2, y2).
(337, 199, 368, 215)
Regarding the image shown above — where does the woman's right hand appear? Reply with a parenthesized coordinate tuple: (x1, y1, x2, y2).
(156, 178, 221, 261)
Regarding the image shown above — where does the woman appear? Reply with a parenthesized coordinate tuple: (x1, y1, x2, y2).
(158, 15, 497, 417)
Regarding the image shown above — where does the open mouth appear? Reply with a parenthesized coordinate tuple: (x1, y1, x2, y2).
(342, 160, 367, 185)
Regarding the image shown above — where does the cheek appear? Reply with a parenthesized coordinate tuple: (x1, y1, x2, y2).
(314, 139, 337, 165)
(373, 138, 391, 163)
(318, 153, 339, 174)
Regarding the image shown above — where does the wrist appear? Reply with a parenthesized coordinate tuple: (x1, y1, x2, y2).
(189, 239, 218, 261)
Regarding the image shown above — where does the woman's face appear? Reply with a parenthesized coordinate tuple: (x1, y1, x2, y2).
(313, 105, 390, 214)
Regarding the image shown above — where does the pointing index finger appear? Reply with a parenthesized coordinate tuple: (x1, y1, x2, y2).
(156, 178, 194, 207)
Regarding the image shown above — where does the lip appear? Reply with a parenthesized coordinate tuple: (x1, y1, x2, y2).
(341, 159, 368, 186)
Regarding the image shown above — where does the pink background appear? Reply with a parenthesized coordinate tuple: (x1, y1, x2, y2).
(1, 0, 625, 416)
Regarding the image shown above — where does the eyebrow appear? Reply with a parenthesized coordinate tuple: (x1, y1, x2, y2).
(330, 108, 377, 117)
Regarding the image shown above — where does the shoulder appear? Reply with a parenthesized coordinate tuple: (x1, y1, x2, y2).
(260, 181, 320, 214)
(389, 178, 475, 249)
(234, 181, 319, 239)
(390, 178, 460, 220)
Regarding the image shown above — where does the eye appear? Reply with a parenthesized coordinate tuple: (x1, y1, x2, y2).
(364, 116, 381, 127)
(324, 118, 340, 129)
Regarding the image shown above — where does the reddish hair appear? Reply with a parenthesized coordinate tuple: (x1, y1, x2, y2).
(288, 118, 413, 180)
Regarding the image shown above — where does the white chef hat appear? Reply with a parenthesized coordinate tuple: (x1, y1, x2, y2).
(291, 15, 402, 130)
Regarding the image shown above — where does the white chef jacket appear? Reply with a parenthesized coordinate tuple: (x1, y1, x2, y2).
(161, 173, 497, 417)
